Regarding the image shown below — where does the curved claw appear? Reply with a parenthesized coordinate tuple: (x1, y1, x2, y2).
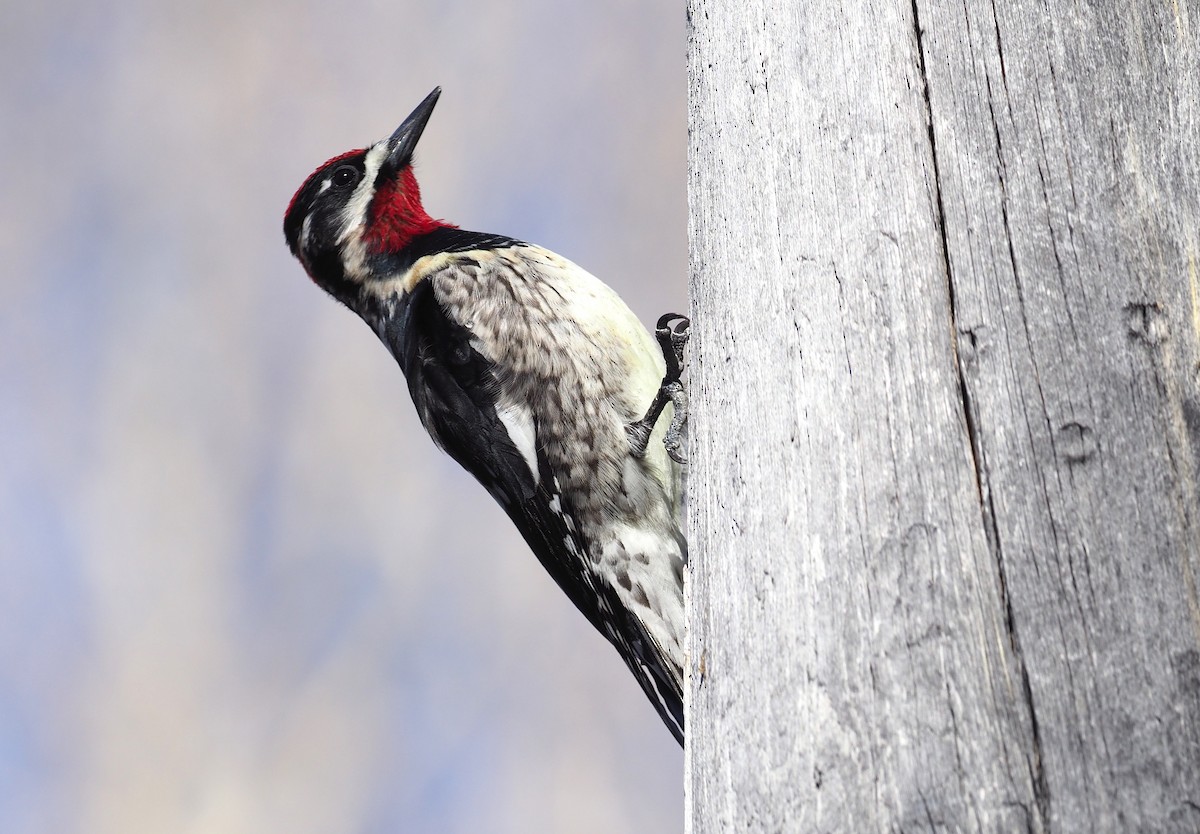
(655, 314, 691, 384)
(662, 380, 689, 465)
(628, 313, 692, 463)
(656, 313, 691, 335)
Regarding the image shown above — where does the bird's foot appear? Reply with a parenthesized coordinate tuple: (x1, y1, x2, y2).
(627, 314, 691, 464)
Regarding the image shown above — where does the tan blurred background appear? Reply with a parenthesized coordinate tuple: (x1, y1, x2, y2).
(0, 1, 685, 831)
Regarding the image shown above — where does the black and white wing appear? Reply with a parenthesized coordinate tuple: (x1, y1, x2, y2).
(383, 275, 684, 743)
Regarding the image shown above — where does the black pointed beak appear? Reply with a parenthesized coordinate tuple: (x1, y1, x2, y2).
(386, 87, 441, 171)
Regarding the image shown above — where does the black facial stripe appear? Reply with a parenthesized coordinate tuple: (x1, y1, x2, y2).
(283, 153, 369, 255)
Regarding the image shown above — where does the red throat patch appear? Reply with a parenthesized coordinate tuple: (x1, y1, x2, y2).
(365, 166, 451, 253)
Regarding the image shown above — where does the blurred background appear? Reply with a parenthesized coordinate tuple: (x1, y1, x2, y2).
(0, 1, 685, 831)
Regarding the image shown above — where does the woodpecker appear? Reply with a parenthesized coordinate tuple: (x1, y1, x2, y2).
(283, 88, 688, 744)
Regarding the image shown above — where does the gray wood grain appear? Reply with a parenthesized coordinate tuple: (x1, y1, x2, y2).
(685, 0, 1200, 831)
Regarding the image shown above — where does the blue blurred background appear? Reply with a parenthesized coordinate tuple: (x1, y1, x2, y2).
(0, 2, 685, 831)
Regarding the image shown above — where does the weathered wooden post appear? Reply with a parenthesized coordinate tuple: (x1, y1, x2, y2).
(685, 0, 1200, 830)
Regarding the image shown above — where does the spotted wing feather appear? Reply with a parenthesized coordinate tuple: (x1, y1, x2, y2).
(384, 278, 684, 742)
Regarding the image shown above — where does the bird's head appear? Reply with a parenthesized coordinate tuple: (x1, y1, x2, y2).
(283, 87, 450, 306)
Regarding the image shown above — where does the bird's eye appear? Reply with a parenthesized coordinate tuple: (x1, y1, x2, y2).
(332, 165, 359, 188)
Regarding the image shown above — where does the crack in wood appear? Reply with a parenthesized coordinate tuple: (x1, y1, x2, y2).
(911, 1, 1052, 828)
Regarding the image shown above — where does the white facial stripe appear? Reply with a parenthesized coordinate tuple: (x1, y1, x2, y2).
(337, 141, 390, 245)
(300, 214, 313, 252)
(319, 179, 331, 194)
